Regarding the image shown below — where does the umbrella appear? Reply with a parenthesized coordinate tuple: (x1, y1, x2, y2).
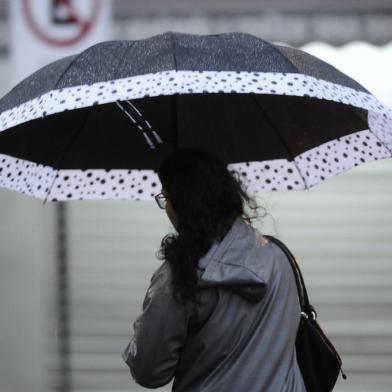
(0, 31, 391, 202)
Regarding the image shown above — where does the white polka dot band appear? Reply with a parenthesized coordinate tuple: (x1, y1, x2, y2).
(0, 129, 389, 201)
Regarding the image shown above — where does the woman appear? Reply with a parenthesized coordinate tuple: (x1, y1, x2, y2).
(122, 147, 306, 392)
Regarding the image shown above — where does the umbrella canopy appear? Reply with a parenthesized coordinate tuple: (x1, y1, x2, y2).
(0, 31, 391, 201)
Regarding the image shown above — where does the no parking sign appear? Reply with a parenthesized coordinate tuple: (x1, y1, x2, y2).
(11, 0, 112, 83)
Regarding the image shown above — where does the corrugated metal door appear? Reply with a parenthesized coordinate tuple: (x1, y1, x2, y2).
(67, 158, 392, 392)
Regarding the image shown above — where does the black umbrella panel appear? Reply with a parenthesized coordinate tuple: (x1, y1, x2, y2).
(0, 32, 391, 201)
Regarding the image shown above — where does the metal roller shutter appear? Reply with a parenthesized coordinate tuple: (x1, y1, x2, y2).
(66, 157, 392, 392)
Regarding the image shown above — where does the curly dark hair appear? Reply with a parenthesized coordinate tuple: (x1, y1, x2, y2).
(156, 147, 267, 305)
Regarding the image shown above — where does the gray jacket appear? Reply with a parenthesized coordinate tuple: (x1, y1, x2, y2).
(122, 217, 306, 392)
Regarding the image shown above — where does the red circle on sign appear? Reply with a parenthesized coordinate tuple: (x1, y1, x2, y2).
(22, 0, 101, 47)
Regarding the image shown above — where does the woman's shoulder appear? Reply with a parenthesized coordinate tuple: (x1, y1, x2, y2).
(152, 260, 171, 279)
(251, 225, 292, 255)
(147, 261, 174, 297)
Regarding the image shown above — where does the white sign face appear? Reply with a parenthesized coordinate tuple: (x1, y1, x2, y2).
(10, 0, 112, 84)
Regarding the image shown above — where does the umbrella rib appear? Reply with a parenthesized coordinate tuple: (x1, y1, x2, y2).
(171, 94, 179, 151)
(125, 100, 163, 144)
(44, 107, 95, 203)
(115, 101, 156, 149)
(54, 54, 80, 89)
(346, 105, 392, 155)
(126, 100, 142, 116)
(169, 32, 179, 151)
(115, 101, 138, 125)
(250, 94, 309, 190)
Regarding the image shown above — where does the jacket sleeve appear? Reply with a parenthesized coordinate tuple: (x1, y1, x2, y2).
(122, 262, 192, 388)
